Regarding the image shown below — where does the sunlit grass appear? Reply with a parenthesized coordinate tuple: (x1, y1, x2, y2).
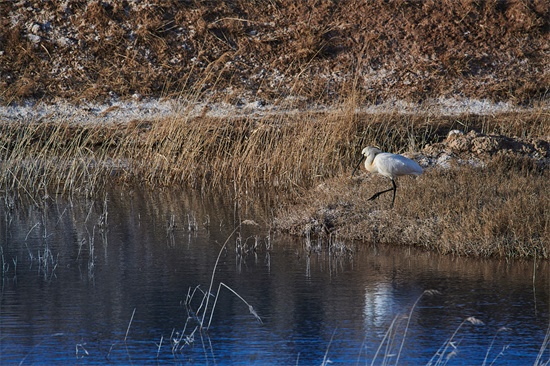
(1, 101, 548, 258)
(275, 156, 549, 259)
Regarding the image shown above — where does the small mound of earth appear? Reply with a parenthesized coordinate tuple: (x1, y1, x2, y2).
(411, 130, 550, 170)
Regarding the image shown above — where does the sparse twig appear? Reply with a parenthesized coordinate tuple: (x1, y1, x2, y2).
(395, 290, 441, 364)
(535, 323, 550, 366)
(200, 225, 241, 328)
(206, 282, 263, 330)
(428, 316, 485, 366)
(125, 308, 136, 342)
(482, 327, 511, 366)
(321, 328, 337, 366)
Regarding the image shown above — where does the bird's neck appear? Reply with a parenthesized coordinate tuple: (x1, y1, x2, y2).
(364, 153, 378, 173)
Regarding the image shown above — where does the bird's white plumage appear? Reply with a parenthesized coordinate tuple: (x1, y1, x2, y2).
(362, 147, 423, 179)
(353, 146, 423, 208)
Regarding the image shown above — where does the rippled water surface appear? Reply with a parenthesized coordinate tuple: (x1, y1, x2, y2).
(1, 188, 548, 365)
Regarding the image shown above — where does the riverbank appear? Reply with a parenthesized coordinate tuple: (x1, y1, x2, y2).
(274, 131, 549, 259)
(1, 0, 549, 259)
(1, 101, 548, 259)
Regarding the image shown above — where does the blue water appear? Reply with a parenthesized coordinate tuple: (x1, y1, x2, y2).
(0, 187, 548, 365)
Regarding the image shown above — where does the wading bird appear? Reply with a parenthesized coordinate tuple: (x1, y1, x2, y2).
(352, 146, 423, 208)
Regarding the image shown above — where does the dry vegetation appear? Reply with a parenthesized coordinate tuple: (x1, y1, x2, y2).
(1, 1, 549, 258)
(1, 0, 549, 105)
(274, 157, 549, 259)
(1, 106, 549, 258)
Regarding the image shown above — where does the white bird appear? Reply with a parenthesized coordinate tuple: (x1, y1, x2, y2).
(352, 146, 423, 208)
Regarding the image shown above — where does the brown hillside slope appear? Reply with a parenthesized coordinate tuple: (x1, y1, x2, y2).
(1, 0, 549, 105)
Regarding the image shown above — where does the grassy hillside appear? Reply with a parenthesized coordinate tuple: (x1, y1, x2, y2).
(1, 0, 549, 105)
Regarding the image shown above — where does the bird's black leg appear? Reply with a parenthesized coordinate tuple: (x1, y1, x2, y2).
(368, 179, 398, 209)
(390, 179, 397, 208)
(368, 187, 394, 201)
(367, 188, 393, 201)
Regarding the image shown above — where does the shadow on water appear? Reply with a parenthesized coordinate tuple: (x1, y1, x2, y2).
(0, 185, 548, 365)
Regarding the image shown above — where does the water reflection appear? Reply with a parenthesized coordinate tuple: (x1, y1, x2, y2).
(0, 187, 548, 364)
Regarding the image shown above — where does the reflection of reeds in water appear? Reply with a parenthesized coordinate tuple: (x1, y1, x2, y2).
(94, 223, 264, 363)
(315, 288, 549, 365)
(159, 224, 263, 361)
(368, 290, 441, 365)
(360, 290, 548, 365)
(1, 192, 110, 283)
(3, 190, 547, 364)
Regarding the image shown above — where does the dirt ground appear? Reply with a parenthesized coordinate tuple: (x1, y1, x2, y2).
(416, 128, 550, 169)
(1, 0, 549, 106)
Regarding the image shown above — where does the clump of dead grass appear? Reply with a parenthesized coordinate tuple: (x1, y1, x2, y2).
(0, 122, 125, 198)
(274, 154, 549, 259)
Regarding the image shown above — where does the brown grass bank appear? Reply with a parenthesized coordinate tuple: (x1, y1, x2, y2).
(274, 156, 549, 259)
(1, 108, 549, 258)
(1, 0, 549, 105)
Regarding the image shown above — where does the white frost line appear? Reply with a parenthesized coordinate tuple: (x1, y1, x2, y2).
(0, 97, 547, 125)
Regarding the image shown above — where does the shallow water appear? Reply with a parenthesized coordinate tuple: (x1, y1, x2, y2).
(0, 187, 548, 365)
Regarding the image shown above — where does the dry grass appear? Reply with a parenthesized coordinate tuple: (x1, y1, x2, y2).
(274, 154, 549, 259)
(0, 122, 124, 198)
(1, 0, 549, 104)
(1, 103, 548, 259)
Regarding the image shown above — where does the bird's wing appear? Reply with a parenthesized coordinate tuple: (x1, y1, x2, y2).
(376, 153, 422, 177)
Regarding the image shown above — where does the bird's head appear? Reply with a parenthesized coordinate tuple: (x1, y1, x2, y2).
(353, 146, 381, 177)
(362, 146, 382, 157)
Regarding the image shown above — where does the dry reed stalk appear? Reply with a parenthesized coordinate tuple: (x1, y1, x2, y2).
(125, 308, 136, 342)
(1, 107, 547, 198)
(534, 324, 550, 366)
(427, 317, 485, 366)
(0, 121, 124, 197)
(368, 289, 441, 364)
(18, 332, 66, 364)
(125, 107, 454, 193)
(482, 327, 511, 366)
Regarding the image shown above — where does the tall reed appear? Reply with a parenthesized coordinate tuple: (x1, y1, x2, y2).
(1, 106, 548, 200)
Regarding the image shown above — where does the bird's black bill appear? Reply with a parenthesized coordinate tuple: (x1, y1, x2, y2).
(351, 156, 364, 177)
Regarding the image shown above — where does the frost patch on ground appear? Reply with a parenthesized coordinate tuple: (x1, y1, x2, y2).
(1, 97, 547, 125)
(0, 99, 179, 125)
(360, 97, 520, 116)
